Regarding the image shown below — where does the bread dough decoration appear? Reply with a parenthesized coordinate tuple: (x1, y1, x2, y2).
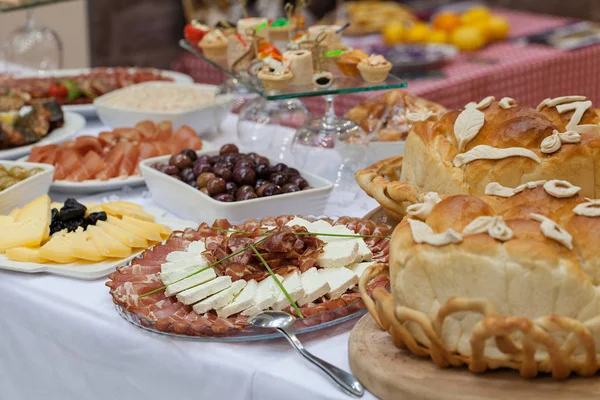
(462, 215, 513, 241)
(556, 100, 600, 134)
(498, 97, 516, 109)
(406, 111, 434, 123)
(574, 199, 600, 217)
(453, 145, 541, 167)
(543, 180, 581, 198)
(406, 192, 441, 220)
(454, 107, 485, 152)
(540, 129, 581, 154)
(465, 96, 495, 110)
(529, 213, 573, 249)
(407, 218, 462, 246)
(536, 95, 586, 111)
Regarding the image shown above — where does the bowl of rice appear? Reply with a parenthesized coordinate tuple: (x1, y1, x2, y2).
(94, 82, 235, 135)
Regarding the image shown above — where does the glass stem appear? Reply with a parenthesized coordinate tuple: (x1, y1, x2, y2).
(25, 10, 36, 30)
(324, 95, 337, 125)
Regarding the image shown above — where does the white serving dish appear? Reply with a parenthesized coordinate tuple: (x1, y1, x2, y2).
(50, 175, 146, 194)
(140, 149, 334, 224)
(0, 161, 54, 215)
(0, 112, 85, 160)
(11, 68, 194, 117)
(365, 140, 405, 166)
(0, 207, 197, 280)
(94, 82, 235, 136)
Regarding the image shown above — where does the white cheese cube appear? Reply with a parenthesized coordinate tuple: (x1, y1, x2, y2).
(160, 257, 209, 285)
(355, 239, 373, 262)
(192, 279, 246, 313)
(186, 240, 206, 254)
(297, 268, 331, 306)
(272, 271, 306, 311)
(177, 276, 231, 305)
(347, 261, 376, 279)
(164, 268, 216, 297)
(318, 240, 359, 268)
(217, 280, 258, 318)
(241, 275, 283, 316)
(328, 225, 373, 262)
(285, 217, 314, 230)
(160, 257, 207, 274)
(310, 219, 334, 232)
(165, 251, 196, 262)
(318, 267, 359, 299)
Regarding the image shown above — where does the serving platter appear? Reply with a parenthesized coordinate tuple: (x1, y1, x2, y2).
(0, 112, 85, 160)
(9, 69, 194, 117)
(348, 314, 600, 400)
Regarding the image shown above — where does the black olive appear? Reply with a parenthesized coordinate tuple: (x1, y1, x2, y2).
(181, 168, 195, 183)
(270, 163, 287, 173)
(170, 154, 193, 169)
(235, 159, 255, 169)
(270, 173, 288, 186)
(316, 77, 330, 85)
(86, 211, 107, 225)
(225, 181, 238, 195)
(236, 185, 255, 198)
(181, 149, 198, 161)
(197, 155, 211, 165)
(261, 183, 282, 197)
(281, 183, 301, 193)
(192, 162, 212, 176)
(286, 167, 300, 177)
(255, 178, 267, 190)
(207, 177, 227, 195)
(213, 193, 235, 202)
(255, 163, 270, 178)
(57, 198, 86, 221)
(289, 175, 308, 189)
(233, 167, 256, 185)
(219, 144, 239, 155)
(163, 165, 180, 175)
(213, 166, 233, 181)
(237, 191, 258, 201)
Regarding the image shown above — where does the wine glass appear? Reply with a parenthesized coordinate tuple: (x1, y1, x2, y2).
(3, 10, 63, 70)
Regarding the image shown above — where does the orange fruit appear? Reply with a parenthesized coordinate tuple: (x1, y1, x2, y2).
(487, 16, 510, 40)
(450, 26, 486, 51)
(382, 21, 406, 44)
(432, 12, 461, 33)
(460, 6, 491, 25)
(405, 22, 430, 43)
(426, 30, 448, 44)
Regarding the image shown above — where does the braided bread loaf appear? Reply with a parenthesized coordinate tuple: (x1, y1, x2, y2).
(359, 179, 600, 378)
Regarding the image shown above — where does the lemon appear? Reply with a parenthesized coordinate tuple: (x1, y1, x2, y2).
(382, 21, 406, 44)
(451, 26, 486, 51)
(487, 16, 510, 40)
(426, 30, 448, 44)
(0, 111, 18, 126)
(405, 22, 430, 43)
(461, 6, 491, 25)
(470, 20, 493, 42)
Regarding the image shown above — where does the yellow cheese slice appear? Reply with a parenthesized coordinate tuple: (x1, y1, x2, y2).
(39, 231, 78, 264)
(122, 216, 172, 240)
(86, 225, 132, 258)
(0, 219, 49, 253)
(105, 201, 143, 210)
(102, 203, 154, 222)
(97, 220, 148, 248)
(15, 194, 51, 242)
(0, 215, 14, 225)
(8, 208, 20, 218)
(71, 229, 104, 261)
(6, 247, 49, 263)
(106, 215, 162, 242)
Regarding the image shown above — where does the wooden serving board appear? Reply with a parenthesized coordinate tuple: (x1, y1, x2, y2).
(349, 314, 600, 400)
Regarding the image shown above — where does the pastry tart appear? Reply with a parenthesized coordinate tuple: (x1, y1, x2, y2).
(356, 96, 600, 219)
(359, 179, 600, 378)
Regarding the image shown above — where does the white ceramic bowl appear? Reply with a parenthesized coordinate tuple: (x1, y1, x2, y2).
(365, 140, 405, 166)
(140, 149, 334, 224)
(94, 82, 235, 136)
(0, 161, 54, 215)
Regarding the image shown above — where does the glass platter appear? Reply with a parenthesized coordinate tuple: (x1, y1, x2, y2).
(0, 0, 76, 12)
(116, 302, 368, 342)
(179, 39, 407, 100)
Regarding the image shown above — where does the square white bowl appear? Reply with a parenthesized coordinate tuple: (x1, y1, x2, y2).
(0, 161, 54, 215)
(93, 82, 235, 136)
(140, 149, 334, 224)
(365, 140, 405, 166)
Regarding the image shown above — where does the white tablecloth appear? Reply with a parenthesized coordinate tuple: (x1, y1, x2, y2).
(0, 115, 381, 400)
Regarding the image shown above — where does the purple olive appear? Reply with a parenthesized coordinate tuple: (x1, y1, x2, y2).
(255, 156, 270, 166)
(181, 168, 195, 182)
(270, 173, 288, 186)
(286, 167, 300, 177)
(197, 155, 211, 165)
(223, 152, 240, 164)
(163, 165, 180, 175)
(233, 167, 256, 185)
(255, 178, 267, 190)
(219, 144, 239, 155)
(236, 185, 254, 197)
(207, 177, 227, 195)
(181, 149, 198, 161)
(170, 153, 193, 169)
(235, 159, 255, 169)
(270, 163, 287, 173)
(197, 172, 216, 188)
(209, 155, 223, 165)
(237, 191, 258, 201)
(261, 183, 282, 197)
(169, 174, 182, 181)
(213, 193, 235, 202)
(289, 175, 308, 189)
(255, 163, 270, 178)
(151, 162, 165, 170)
(281, 183, 301, 193)
(213, 167, 232, 181)
(193, 162, 212, 176)
(225, 181, 238, 195)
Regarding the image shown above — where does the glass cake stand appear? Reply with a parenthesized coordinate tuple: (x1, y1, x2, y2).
(180, 39, 407, 203)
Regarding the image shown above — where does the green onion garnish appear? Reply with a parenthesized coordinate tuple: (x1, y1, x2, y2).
(323, 49, 344, 57)
(255, 21, 268, 32)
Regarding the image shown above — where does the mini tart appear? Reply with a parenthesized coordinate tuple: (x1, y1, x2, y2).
(257, 66, 294, 90)
(199, 31, 228, 61)
(357, 55, 392, 83)
(268, 19, 294, 42)
(336, 49, 368, 77)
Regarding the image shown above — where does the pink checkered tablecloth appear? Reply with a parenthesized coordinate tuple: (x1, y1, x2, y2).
(171, 8, 599, 115)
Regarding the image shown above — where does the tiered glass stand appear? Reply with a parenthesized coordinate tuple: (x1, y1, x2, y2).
(180, 39, 406, 204)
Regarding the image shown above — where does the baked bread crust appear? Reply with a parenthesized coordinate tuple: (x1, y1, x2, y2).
(359, 182, 600, 378)
(357, 96, 600, 217)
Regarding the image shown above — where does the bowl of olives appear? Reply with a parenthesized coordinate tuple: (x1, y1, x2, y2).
(0, 161, 54, 215)
(140, 144, 334, 223)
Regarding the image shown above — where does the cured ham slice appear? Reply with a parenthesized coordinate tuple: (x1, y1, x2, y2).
(134, 121, 158, 141)
(66, 151, 107, 181)
(95, 142, 125, 180)
(53, 149, 81, 180)
(156, 121, 173, 141)
(72, 136, 104, 155)
(117, 142, 139, 176)
(29, 144, 58, 163)
(137, 142, 158, 161)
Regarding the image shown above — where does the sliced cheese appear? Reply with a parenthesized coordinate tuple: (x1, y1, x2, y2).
(318, 267, 358, 299)
(39, 231, 77, 264)
(347, 261, 376, 279)
(122, 216, 172, 239)
(241, 275, 283, 316)
(318, 240, 359, 268)
(103, 201, 142, 210)
(191, 279, 245, 313)
(102, 202, 155, 221)
(326, 224, 372, 262)
(160, 257, 208, 285)
(216, 279, 258, 318)
(70, 229, 104, 261)
(106, 216, 162, 242)
(86, 225, 132, 259)
(97, 220, 148, 248)
(0, 215, 14, 224)
(297, 268, 331, 306)
(0, 218, 50, 252)
(8, 208, 20, 218)
(165, 250, 196, 262)
(178, 276, 232, 306)
(164, 268, 216, 297)
(6, 247, 49, 263)
(272, 271, 306, 311)
(186, 241, 206, 255)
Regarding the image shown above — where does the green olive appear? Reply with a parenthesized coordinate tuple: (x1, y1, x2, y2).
(27, 167, 44, 177)
(0, 176, 18, 191)
(0, 165, 6, 174)
(0, 169, 7, 178)
(8, 166, 27, 180)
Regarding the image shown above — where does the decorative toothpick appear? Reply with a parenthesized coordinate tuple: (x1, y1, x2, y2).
(284, 3, 294, 40)
(246, 27, 259, 58)
(314, 31, 327, 72)
(240, 0, 248, 18)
